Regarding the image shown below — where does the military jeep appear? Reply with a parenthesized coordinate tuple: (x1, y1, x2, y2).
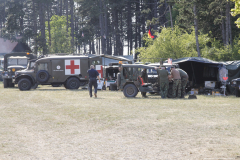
(117, 64, 156, 97)
(231, 78, 240, 97)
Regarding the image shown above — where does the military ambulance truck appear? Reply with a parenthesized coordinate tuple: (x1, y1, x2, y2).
(14, 55, 102, 91)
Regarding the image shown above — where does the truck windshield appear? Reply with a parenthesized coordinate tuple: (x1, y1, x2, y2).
(27, 61, 36, 70)
(147, 68, 158, 75)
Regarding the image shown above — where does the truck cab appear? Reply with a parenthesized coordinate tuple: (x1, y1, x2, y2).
(2, 52, 36, 88)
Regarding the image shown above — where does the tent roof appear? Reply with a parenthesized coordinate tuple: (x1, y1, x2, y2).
(168, 57, 223, 65)
(0, 38, 32, 56)
(0, 38, 18, 54)
(221, 60, 240, 70)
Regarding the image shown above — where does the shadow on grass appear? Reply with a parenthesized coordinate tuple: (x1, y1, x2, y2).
(34, 89, 88, 92)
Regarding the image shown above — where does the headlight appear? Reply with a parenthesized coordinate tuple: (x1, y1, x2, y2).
(233, 81, 236, 84)
(8, 69, 11, 72)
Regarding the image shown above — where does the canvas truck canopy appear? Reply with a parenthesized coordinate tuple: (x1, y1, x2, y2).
(220, 60, 240, 94)
(221, 60, 240, 81)
(86, 54, 133, 66)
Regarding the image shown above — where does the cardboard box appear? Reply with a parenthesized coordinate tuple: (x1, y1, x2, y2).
(191, 88, 198, 95)
(205, 81, 216, 88)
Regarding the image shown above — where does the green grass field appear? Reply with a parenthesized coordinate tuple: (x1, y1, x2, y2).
(0, 82, 240, 159)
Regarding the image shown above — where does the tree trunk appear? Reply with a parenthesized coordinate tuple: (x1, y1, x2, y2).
(60, 0, 62, 16)
(169, 4, 173, 30)
(70, 0, 74, 53)
(225, 2, 229, 45)
(103, 0, 109, 55)
(39, 2, 47, 54)
(127, 1, 132, 55)
(227, 1, 232, 46)
(135, 1, 139, 49)
(193, 4, 201, 57)
(221, 11, 226, 45)
(92, 39, 95, 54)
(47, 4, 51, 47)
(153, 0, 157, 30)
(66, 0, 68, 33)
(99, 0, 105, 55)
(33, 0, 38, 55)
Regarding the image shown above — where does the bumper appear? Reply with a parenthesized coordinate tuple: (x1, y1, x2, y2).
(231, 84, 240, 90)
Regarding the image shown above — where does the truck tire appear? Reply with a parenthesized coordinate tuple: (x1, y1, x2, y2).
(66, 77, 80, 89)
(167, 83, 174, 98)
(236, 89, 240, 97)
(123, 84, 138, 97)
(3, 79, 8, 88)
(36, 70, 49, 83)
(18, 78, 32, 91)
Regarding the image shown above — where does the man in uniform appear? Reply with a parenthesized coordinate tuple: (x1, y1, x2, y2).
(171, 66, 181, 98)
(156, 66, 169, 98)
(176, 68, 188, 98)
(87, 65, 100, 98)
(141, 68, 148, 98)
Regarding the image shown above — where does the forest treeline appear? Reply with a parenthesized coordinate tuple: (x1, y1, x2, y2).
(0, 0, 240, 61)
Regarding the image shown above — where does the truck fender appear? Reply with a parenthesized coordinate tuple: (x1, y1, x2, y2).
(15, 74, 35, 85)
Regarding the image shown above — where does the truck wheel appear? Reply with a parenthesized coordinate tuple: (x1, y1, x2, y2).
(236, 89, 240, 97)
(167, 83, 174, 98)
(18, 78, 32, 91)
(123, 84, 138, 97)
(36, 70, 49, 83)
(66, 77, 80, 89)
(3, 79, 8, 88)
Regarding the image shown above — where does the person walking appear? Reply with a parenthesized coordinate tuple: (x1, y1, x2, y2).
(156, 66, 169, 98)
(87, 65, 100, 98)
(141, 68, 148, 98)
(176, 68, 189, 98)
(171, 66, 181, 98)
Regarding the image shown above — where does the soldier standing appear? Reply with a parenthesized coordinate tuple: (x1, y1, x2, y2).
(171, 66, 181, 98)
(141, 68, 148, 98)
(87, 65, 100, 98)
(156, 66, 169, 98)
(176, 68, 188, 98)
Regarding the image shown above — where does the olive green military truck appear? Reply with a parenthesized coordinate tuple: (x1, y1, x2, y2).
(14, 55, 102, 91)
(2, 52, 36, 88)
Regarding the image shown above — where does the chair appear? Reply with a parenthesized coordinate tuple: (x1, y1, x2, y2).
(137, 76, 152, 87)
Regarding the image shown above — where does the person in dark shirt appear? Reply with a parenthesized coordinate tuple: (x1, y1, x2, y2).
(141, 68, 148, 98)
(87, 65, 100, 98)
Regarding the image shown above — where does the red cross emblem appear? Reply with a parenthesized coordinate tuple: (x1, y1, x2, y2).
(223, 77, 228, 81)
(65, 59, 80, 75)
